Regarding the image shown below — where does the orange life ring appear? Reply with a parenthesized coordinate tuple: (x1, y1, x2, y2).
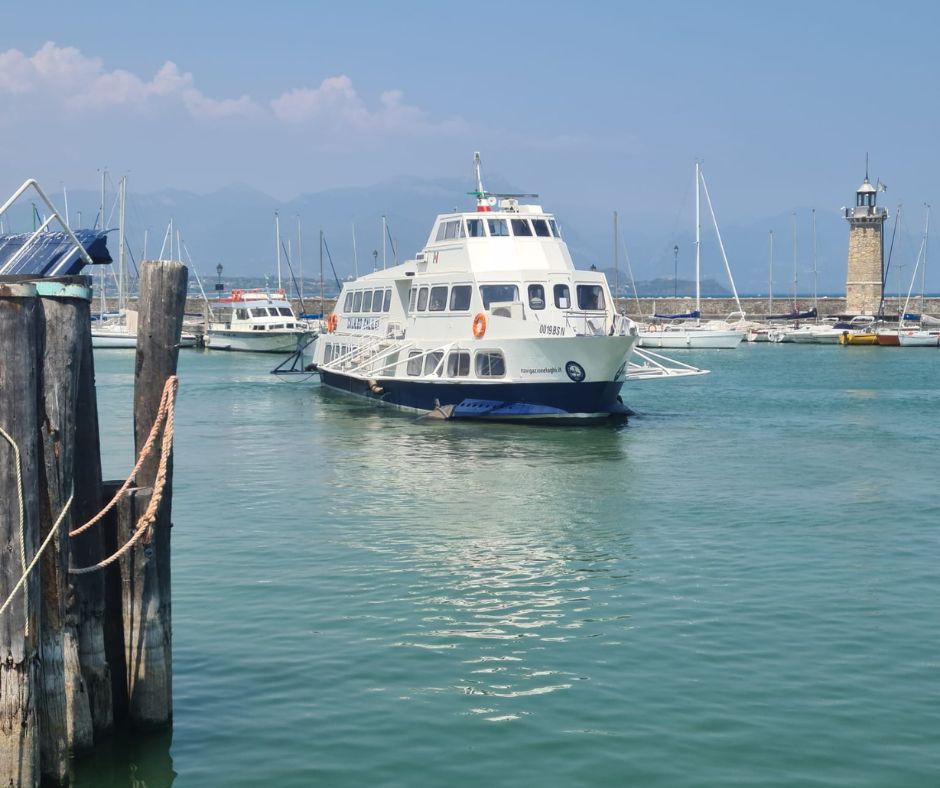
(327, 313, 338, 333)
(472, 312, 486, 339)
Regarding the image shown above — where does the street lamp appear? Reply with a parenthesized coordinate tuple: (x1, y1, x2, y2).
(215, 263, 224, 300)
(673, 245, 679, 299)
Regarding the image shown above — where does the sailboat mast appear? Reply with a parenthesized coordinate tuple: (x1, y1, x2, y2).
(791, 212, 798, 311)
(351, 222, 359, 278)
(297, 214, 303, 300)
(695, 161, 701, 316)
(319, 229, 324, 319)
(769, 230, 774, 315)
(922, 204, 930, 315)
(382, 215, 387, 271)
(275, 211, 282, 291)
(613, 211, 619, 309)
(812, 208, 818, 316)
(118, 175, 126, 312)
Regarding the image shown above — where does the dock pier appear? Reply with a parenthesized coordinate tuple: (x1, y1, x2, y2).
(0, 260, 187, 785)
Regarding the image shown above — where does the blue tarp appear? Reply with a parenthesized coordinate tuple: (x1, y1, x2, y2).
(0, 229, 111, 277)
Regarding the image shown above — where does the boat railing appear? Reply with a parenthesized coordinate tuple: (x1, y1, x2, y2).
(564, 310, 609, 336)
(345, 340, 416, 378)
(321, 334, 387, 372)
(627, 347, 710, 380)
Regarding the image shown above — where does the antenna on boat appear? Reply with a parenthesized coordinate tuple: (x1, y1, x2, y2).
(467, 152, 538, 211)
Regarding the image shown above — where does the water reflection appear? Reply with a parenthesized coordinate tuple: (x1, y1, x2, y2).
(313, 394, 641, 722)
(73, 730, 175, 788)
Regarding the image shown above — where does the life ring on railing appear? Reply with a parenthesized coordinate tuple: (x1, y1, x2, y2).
(472, 312, 487, 339)
(649, 324, 658, 332)
(327, 313, 338, 333)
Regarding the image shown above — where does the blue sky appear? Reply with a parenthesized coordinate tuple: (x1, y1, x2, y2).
(2, 1, 939, 288)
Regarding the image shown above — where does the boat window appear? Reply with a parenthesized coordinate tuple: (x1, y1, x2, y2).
(532, 219, 551, 237)
(372, 290, 384, 312)
(344, 292, 353, 311)
(554, 284, 571, 309)
(250, 308, 268, 317)
(408, 287, 416, 311)
(428, 286, 448, 312)
(450, 285, 472, 311)
(511, 219, 533, 237)
(528, 284, 546, 310)
(353, 291, 363, 312)
(466, 218, 485, 237)
(488, 219, 510, 237)
(382, 289, 392, 312)
(447, 351, 470, 377)
(424, 351, 444, 376)
(549, 219, 561, 238)
(438, 220, 461, 241)
(236, 308, 248, 320)
(577, 284, 606, 310)
(435, 222, 447, 242)
(324, 344, 333, 364)
(416, 287, 429, 311)
(362, 290, 374, 312)
(475, 351, 506, 378)
(480, 284, 519, 309)
(407, 351, 423, 376)
(278, 307, 292, 316)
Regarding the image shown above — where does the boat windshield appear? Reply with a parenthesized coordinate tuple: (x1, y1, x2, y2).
(480, 284, 519, 308)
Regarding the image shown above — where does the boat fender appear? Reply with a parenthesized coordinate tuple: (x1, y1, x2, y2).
(472, 312, 487, 339)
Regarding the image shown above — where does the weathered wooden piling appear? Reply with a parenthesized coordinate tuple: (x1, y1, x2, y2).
(70, 306, 115, 734)
(2, 261, 186, 780)
(120, 260, 187, 728)
(0, 282, 42, 787)
(35, 280, 96, 781)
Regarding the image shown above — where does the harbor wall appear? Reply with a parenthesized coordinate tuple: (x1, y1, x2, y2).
(98, 295, 940, 323)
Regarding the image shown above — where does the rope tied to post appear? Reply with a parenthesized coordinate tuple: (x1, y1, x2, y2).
(69, 374, 178, 575)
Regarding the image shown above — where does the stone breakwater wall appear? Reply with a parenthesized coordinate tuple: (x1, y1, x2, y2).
(616, 297, 940, 320)
(98, 295, 940, 323)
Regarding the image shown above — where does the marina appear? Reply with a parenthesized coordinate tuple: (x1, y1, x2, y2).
(64, 343, 940, 786)
(4, 4, 940, 783)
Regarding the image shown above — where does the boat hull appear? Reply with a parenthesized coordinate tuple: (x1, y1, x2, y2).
(319, 370, 629, 422)
(897, 331, 940, 347)
(638, 329, 743, 349)
(206, 330, 312, 353)
(91, 332, 137, 349)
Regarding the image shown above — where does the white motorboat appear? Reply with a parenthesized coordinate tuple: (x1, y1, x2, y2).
(306, 153, 650, 422)
(206, 289, 313, 352)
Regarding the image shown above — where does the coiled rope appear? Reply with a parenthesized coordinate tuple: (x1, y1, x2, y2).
(0, 375, 178, 621)
(69, 375, 178, 574)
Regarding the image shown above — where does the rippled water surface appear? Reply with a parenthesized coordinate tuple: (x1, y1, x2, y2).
(77, 345, 940, 786)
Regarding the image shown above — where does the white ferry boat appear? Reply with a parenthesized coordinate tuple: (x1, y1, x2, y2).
(307, 154, 641, 422)
(206, 288, 313, 352)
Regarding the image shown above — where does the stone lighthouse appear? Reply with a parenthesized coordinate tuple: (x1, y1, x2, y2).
(844, 171, 887, 315)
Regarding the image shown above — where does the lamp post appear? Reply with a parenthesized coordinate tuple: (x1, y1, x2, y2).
(215, 263, 223, 300)
(673, 244, 679, 299)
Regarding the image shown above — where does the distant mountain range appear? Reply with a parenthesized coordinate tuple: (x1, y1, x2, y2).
(1, 175, 891, 295)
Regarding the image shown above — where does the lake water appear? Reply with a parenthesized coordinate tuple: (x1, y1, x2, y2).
(76, 344, 940, 787)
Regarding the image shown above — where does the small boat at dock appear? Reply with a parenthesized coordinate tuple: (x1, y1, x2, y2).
(205, 289, 313, 352)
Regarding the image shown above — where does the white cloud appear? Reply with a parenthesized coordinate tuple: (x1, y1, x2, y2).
(0, 42, 259, 119)
(270, 75, 461, 135)
(0, 42, 462, 134)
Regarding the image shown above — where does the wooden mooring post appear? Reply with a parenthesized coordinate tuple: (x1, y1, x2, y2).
(1, 261, 187, 785)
